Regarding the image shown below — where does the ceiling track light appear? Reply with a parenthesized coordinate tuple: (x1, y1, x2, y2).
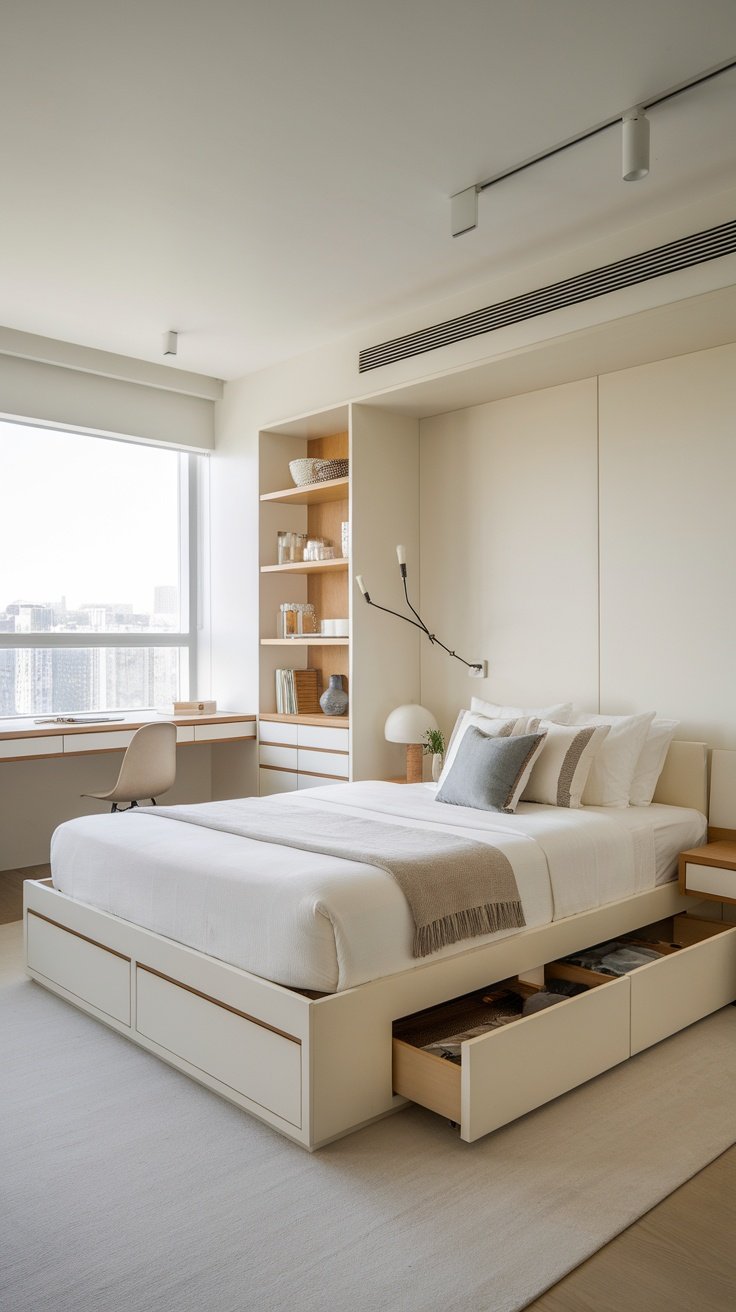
(450, 56, 736, 237)
(622, 107, 650, 182)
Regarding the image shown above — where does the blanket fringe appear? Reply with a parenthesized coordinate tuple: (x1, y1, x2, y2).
(413, 900, 526, 959)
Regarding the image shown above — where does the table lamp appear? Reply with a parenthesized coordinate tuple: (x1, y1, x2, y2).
(385, 703, 439, 784)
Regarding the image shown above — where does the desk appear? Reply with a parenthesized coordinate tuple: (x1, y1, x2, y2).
(0, 712, 256, 762)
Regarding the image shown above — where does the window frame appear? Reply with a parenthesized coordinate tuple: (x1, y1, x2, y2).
(0, 442, 200, 717)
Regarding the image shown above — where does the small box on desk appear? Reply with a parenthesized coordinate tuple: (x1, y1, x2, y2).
(173, 700, 218, 716)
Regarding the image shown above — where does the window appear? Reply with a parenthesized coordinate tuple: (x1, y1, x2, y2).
(0, 421, 202, 717)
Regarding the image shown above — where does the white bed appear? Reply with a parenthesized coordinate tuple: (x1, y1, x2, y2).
(49, 781, 706, 992)
(25, 742, 736, 1149)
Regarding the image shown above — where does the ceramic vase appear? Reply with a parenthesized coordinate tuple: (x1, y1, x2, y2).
(320, 674, 348, 716)
(432, 752, 444, 782)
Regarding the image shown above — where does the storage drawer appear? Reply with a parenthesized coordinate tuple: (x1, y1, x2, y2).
(297, 773, 340, 789)
(27, 911, 131, 1025)
(0, 735, 63, 760)
(194, 721, 256, 742)
(259, 743, 298, 770)
(393, 965, 629, 1143)
(682, 861, 735, 902)
(259, 720, 298, 746)
(63, 729, 135, 754)
(175, 725, 195, 743)
(627, 915, 736, 1054)
(298, 748, 349, 778)
(136, 966, 302, 1127)
(259, 766, 298, 795)
(297, 725, 349, 751)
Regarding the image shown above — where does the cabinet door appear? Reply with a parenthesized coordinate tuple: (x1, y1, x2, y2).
(259, 767, 298, 796)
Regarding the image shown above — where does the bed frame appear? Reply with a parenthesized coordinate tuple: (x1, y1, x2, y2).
(23, 741, 736, 1149)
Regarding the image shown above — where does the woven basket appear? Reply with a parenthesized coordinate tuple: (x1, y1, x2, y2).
(289, 457, 349, 487)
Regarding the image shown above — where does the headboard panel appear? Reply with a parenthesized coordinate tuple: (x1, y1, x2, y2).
(652, 741, 708, 814)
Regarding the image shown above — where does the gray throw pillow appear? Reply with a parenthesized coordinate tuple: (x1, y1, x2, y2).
(435, 726, 547, 813)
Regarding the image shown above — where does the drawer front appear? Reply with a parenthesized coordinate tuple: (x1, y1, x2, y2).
(462, 976, 629, 1143)
(297, 773, 341, 790)
(259, 720, 298, 746)
(193, 721, 256, 743)
(0, 735, 63, 760)
(297, 748, 349, 778)
(136, 967, 302, 1127)
(629, 924, 736, 1054)
(63, 729, 135, 754)
(260, 743, 298, 770)
(684, 861, 735, 901)
(176, 725, 195, 743)
(27, 912, 131, 1025)
(297, 725, 349, 751)
(259, 767, 298, 795)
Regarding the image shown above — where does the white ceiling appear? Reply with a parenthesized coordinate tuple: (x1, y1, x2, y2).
(2, 0, 736, 380)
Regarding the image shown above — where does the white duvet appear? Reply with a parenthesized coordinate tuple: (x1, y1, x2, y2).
(50, 782, 706, 992)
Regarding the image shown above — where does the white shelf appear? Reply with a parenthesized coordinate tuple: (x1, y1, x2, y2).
(260, 559, 349, 576)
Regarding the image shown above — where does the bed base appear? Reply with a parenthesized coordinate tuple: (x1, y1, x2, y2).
(24, 876, 706, 1150)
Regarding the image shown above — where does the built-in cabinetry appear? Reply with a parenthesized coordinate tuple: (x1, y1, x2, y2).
(259, 403, 422, 788)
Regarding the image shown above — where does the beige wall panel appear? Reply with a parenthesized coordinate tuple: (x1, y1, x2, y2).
(599, 343, 736, 745)
(350, 406, 421, 781)
(419, 379, 599, 737)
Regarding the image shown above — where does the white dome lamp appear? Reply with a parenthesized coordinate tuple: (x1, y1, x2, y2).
(385, 703, 439, 785)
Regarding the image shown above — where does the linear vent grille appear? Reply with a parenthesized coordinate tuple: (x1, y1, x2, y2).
(359, 219, 736, 372)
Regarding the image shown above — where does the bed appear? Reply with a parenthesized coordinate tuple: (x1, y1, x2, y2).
(23, 741, 736, 1148)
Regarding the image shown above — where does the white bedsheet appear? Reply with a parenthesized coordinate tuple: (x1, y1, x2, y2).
(50, 782, 706, 992)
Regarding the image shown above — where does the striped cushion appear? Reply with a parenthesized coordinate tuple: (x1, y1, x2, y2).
(521, 722, 610, 808)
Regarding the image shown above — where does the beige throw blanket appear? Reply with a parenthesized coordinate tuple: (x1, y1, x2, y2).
(144, 800, 525, 958)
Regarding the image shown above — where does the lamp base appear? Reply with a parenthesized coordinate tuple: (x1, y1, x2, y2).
(405, 743, 423, 784)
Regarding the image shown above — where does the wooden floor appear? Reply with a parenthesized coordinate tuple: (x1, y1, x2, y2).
(2, 865, 735, 1308)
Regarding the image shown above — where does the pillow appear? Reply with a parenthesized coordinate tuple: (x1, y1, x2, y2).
(521, 722, 610, 808)
(438, 711, 540, 788)
(471, 697, 573, 725)
(629, 719, 679, 806)
(436, 727, 547, 814)
(573, 711, 657, 807)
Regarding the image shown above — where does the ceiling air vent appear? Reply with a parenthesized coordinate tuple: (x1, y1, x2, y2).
(358, 219, 736, 372)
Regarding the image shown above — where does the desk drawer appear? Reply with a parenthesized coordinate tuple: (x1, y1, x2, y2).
(0, 735, 63, 760)
(393, 966, 629, 1143)
(194, 721, 256, 743)
(136, 966, 302, 1127)
(628, 915, 736, 1054)
(27, 911, 131, 1025)
(63, 730, 135, 754)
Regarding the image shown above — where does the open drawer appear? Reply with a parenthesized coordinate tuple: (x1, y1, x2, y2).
(393, 964, 629, 1144)
(624, 914, 736, 1054)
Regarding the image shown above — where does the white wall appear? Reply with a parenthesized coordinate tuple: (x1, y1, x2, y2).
(418, 341, 736, 750)
(420, 380, 599, 737)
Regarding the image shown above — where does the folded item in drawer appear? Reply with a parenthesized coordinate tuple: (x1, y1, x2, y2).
(563, 939, 677, 975)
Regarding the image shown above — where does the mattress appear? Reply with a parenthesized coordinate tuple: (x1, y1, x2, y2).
(50, 781, 706, 993)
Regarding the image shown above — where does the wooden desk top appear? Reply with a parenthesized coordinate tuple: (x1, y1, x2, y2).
(0, 711, 256, 743)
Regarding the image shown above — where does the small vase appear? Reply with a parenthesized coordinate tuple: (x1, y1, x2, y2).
(432, 752, 444, 782)
(320, 674, 348, 716)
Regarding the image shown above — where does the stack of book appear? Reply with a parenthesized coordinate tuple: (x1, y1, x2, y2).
(275, 668, 320, 715)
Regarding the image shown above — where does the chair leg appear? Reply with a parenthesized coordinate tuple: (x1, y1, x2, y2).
(150, 797, 157, 805)
(111, 803, 118, 813)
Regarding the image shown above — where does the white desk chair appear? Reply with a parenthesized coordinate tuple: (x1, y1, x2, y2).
(82, 722, 177, 812)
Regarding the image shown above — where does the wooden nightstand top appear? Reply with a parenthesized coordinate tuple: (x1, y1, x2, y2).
(680, 841, 736, 869)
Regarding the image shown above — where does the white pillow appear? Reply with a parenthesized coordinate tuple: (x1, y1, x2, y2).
(629, 719, 679, 806)
(573, 710, 657, 807)
(438, 711, 540, 788)
(522, 722, 610, 808)
(470, 697, 573, 724)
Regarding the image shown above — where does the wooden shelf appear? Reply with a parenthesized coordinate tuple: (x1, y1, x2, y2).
(260, 477, 349, 506)
(261, 637, 349, 646)
(260, 558, 349, 575)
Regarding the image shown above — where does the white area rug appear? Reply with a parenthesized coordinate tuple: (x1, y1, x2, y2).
(1, 920, 735, 1312)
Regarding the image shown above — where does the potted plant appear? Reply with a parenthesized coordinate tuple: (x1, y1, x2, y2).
(423, 727, 446, 782)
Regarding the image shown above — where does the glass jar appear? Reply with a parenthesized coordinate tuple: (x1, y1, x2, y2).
(277, 531, 290, 565)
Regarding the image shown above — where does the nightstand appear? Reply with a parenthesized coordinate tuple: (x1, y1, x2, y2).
(679, 841, 736, 906)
